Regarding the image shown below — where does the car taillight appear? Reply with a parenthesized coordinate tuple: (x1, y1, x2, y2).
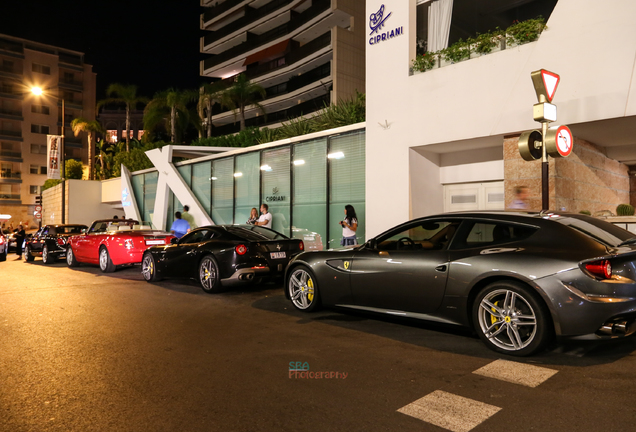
(236, 244, 248, 255)
(57, 238, 66, 246)
(585, 259, 612, 279)
(299, 240, 304, 251)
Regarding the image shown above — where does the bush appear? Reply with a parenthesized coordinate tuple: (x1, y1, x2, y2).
(412, 52, 437, 72)
(65, 159, 84, 179)
(42, 179, 63, 191)
(616, 204, 635, 216)
(192, 127, 263, 148)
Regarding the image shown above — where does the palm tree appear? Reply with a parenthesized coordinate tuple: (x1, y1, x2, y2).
(97, 84, 148, 152)
(94, 138, 111, 180)
(144, 88, 197, 143)
(198, 82, 225, 138)
(71, 117, 104, 180)
(222, 74, 266, 131)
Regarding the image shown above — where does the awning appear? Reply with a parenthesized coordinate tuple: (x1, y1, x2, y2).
(243, 39, 289, 66)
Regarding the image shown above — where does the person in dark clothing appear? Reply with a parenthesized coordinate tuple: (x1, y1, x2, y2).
(14, 224, 25, 258)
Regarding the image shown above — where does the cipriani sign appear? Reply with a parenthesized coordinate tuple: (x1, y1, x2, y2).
(368, 4, 403, 46)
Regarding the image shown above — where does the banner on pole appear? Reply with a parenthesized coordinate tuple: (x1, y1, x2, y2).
(47, 135, 62, 179)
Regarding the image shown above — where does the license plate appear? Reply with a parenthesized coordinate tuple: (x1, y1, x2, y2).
(270, 251, 286, 259)
(145, 240, 165, 245)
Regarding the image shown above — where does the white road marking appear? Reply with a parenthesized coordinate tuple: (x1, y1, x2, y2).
(398, 390, 501, 432)
(473, 359, 558, 387)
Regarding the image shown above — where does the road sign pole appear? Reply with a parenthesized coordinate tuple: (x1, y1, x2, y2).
(541, 119, 549, 211)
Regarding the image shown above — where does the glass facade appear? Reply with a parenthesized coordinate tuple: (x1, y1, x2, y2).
(130, 129, 365, 249)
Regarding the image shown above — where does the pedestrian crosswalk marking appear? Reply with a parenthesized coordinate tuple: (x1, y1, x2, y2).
(398, 390, 501, 432)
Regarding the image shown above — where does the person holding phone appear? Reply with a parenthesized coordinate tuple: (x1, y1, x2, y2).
(339, 204, 358, 246)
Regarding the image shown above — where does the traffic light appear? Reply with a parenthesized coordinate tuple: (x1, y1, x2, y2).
(35, 195, 42, 205)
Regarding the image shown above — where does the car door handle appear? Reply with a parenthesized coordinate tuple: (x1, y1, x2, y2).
(435, 264, 447, 272)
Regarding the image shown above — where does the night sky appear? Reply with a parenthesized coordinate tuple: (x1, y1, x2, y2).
(1, 0, 205, 100)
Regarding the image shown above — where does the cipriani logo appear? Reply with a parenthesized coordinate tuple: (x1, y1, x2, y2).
(369, 4, 403, 46)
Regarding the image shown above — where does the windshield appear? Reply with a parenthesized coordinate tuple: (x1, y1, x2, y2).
(227, 225, 288, 241)
(58, 225, 86, 234)
(551, 214, 633, 247)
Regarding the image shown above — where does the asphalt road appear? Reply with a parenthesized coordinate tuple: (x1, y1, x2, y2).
(2, 256, 636, 432)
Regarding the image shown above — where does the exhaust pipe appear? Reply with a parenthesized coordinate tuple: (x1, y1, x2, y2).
(613, 321, 628, 334)
(238, 272, 255, 281)
(598, 320, 629, 335)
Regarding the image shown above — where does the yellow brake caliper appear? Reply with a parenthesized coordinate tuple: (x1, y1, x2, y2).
(307, 278, 314, 302)
(491, 301, 500, 328)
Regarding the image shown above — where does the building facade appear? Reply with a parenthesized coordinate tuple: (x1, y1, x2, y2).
(364, 0, 636, 237)
(0, 34, 96, 227)
(199, 0, 365, 135)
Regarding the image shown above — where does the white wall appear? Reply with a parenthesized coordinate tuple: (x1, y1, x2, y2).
(365, 0, 636, 237)
(101, 178, 121, 204)
(67, 180, 117, 224)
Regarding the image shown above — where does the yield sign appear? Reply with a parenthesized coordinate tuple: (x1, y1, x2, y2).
(531, 69, 560, 103)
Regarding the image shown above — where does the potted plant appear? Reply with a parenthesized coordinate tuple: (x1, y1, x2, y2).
(506, 17, 546, 47)
(440, 39, 471, 65)
(412, 51, 438, 73)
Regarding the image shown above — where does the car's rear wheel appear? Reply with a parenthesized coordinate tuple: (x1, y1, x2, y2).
(23, 245, 34, 262)
(99, 247, 115, 273)
(288, 266, 321, 312)
(141, 252, 160, 282)
(66, 247, 79, 267)
(199, 255, 222, 293)
(473, 281, 552, 356)
(42, 245, 51, 264)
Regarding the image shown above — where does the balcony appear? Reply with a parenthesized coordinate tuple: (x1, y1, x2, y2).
(0, 149, 21, 158)
(0, 64, 22, 75)
(58, 53, 82, 66)
(0, 107, 22, 118)
(202, 0, 330, 71)
(202, 0, 247, 24)
(211, 93, 329, 136)
(265, 62, 330, 98)
(0, 170, 21, 180)
(0, 193, 21, 200)
(0, 129, 21, 138)
(203, 0, 294, 47)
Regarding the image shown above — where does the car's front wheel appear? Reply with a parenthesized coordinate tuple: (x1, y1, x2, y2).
(287, 266, 321, 312)
(141, 252, 160, 282)
(199, 255, 222, 294)
(473, 281, 552, 356)
(99, 247, 116, 273)
(67, 246, 80, 267)
(23, 245, 34, 262)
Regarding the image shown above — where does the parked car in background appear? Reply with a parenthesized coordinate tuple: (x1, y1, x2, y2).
(66, 219, 175, 272)
(0, 227, 7, 261)
(141, 225, 304, 293)
(286, 211, 636, 356)
(24, 224, 88, 264)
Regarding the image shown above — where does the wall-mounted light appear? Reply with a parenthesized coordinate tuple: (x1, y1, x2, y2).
(293, 160, 305, 166)
(233, 172, 243, 177)
(209, 176, 217, 181)
(260, 164, 272, 171)
(327, 152, 344, 159)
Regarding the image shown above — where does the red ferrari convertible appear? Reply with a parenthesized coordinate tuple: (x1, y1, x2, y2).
(66, 219, 175, 272)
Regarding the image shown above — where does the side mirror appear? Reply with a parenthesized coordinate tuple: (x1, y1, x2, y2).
(366, 239, 377, 249)
(170, 237, 179, 245)
(81, 228, 87, 234)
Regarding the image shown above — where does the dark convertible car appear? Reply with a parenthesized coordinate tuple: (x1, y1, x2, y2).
(286, 211, 636, 356)
(142, 225, 304, 293)
(24, 224, 87, 264)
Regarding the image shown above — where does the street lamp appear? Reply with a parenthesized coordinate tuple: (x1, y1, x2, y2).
(31, 86, 65, 178)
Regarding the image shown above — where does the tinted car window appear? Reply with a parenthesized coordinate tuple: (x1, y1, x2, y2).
(451, 221, 537, 250)
(227, 225, 288, 241)
(551, 215, 633, 247)
(376, 220, 461, 251)
(180, 229, 212, 244)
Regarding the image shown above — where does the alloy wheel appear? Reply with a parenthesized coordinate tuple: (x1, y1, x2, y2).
(141, 254, 154, 281)
(477, 288, 537, 351)
(289, 268, 315, 310)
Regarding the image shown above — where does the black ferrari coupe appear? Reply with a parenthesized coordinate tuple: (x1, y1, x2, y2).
(285, 211, 636, 356)
(142, 225, 304, 293)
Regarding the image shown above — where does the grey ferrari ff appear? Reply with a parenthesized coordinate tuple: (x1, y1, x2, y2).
(285, 211, 636, 356)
